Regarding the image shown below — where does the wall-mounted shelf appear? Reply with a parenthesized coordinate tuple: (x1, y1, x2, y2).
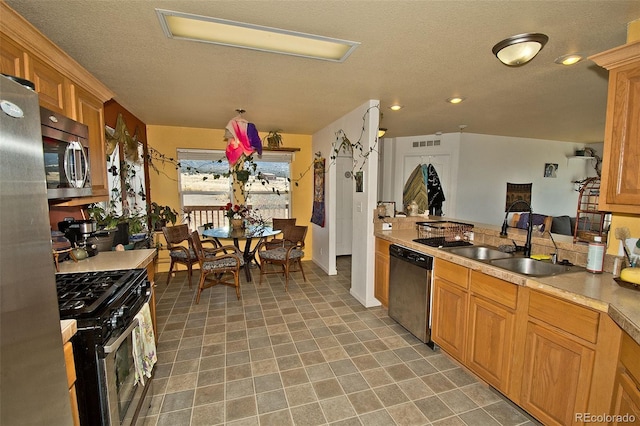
(566, 156, 595, 160)
(263, 147, 300, 152)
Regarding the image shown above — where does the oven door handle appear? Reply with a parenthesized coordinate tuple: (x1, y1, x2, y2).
(103, 317, 140, 354)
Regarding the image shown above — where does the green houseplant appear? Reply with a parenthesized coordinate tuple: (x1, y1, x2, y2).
(148, 202, 178, 231)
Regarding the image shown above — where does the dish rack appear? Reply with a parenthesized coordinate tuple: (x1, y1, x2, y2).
(415, 221, 474, 247)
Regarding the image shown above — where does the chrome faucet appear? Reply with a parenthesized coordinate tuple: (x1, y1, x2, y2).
(500, 200, 534, 257)
(543, 230, 559, 264)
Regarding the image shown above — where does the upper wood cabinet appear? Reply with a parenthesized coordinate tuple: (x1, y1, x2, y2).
(1, 2, 114, 206)
(0, 33, 26, 78)
(28, 55, 70, 115)
(590, 41, 640, 214)
(72, 84, 108, 198)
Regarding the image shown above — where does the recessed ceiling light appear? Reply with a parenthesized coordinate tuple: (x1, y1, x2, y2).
(389, 105, 403, 111)
(554, 54, 584, 65)
(156, 9, 360, 62)
(446, 97, 465, 104)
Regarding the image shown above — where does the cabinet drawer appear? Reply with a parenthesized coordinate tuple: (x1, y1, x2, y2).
(470, 270, 517, 310)
(620, 331, 640, 383)
(375, 238, 391, 255)
(528, 291, 599, 343)
(63, 341, 76, 388)
(435, 259, 469, 289)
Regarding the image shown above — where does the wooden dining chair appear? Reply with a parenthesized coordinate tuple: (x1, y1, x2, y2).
(162, 224, 199, 288)
(257, 225, 307, 291)
(269, 218, 296, 243)
(189, 231, 244, 303)
(162, 224, 218, 288)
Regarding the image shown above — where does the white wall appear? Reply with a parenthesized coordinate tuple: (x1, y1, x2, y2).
(312, 100, 380, 307)
(381, 132, 599, 225)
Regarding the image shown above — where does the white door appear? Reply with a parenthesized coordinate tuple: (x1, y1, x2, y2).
(336, 157, 353, 255)
(403, 155, 450, 216)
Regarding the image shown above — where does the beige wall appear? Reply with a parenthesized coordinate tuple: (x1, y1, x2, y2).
(146, 125, 313, 272)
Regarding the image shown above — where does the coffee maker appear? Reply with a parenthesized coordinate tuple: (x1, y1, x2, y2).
(58, 218, 98, 256)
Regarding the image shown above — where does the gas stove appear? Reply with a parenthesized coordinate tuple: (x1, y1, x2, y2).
(55, 268, 153, 426)
(55, 269, 150, 341)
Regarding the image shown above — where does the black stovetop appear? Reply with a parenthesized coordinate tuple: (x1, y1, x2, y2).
(55, 269, 145, 318)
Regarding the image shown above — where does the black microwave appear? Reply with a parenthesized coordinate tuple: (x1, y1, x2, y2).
(41, 107, 92, 199)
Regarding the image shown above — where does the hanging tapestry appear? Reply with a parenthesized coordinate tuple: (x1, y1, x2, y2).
(403, 165, 428, 213)
(311, 158, 325, 227)
(505, 183, 532, 212)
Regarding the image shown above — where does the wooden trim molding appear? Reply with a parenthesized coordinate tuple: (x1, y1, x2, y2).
(589, 39, 640, 70)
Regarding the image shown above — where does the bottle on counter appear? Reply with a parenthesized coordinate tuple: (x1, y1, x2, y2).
(586, 236, 605, 274)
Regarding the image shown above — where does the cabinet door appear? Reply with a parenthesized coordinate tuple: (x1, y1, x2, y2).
(599, 60, 640, 212)
(28, 56, 70, 114)
(73, 84, 108, 198)
(432, 278, 467, 362)
(467, 295, 514, 393)
(374, 238, 391, 307)
(521, 321, 595, 426)
(0, 34, 26, 78)
(611, 369, 640, 425)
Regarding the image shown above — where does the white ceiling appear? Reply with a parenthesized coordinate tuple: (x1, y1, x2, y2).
(6, 1, 640, 142)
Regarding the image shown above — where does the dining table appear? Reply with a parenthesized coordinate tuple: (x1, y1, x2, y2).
(202, 225, 281, 282)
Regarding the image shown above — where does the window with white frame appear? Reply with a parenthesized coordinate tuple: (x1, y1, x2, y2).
(177, 149, 291, 229)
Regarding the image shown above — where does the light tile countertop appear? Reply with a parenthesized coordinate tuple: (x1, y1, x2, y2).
(56, 249, 156, 273)
(375, 226, 640, 344)
(56, 249, 157, 341)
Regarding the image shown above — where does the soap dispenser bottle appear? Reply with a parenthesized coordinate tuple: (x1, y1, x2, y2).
(586, 236, 605, 273)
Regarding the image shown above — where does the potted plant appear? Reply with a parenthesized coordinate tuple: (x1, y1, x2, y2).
(265, 130, 283, 148)
(148, 202, 178, 231)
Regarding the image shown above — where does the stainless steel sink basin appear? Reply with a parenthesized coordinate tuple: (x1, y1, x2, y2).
(489, 257, 581, 277)
(444, 246, 514, 261)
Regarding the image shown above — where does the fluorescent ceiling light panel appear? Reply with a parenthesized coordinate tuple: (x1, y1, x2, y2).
(156, 9, 359, 62)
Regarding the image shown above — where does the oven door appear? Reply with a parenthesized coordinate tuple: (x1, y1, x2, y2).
(100, 305, 154, 426)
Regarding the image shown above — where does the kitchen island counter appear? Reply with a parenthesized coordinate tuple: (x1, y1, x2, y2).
(375, 224, 640, 344)
(56, 249, 156, 273)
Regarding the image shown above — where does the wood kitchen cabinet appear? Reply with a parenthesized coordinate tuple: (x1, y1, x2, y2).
(1, 2, 114, 206)
(590, 41, 640, 214)
(63, 341, 80, 426)
(72, 84, 109, 198)
(0, 33, 26, 78)
(432, 259, 469, 362)
(28, 55, 71, 115)
(519, 290, 599, 426)
(611, 331, 640, 424)
(466, 271, 517, 394)
(374, 238, 391, 307)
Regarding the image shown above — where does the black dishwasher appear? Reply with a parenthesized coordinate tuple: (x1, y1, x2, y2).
(388, 244, 435, 347)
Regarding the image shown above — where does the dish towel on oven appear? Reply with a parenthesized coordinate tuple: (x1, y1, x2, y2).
(132, 302, 157, 385)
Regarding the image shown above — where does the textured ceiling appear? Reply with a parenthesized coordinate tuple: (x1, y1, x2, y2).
(6, 1, 640, 142)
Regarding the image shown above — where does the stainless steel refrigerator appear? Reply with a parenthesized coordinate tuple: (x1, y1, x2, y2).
(1, 75, 73, 425)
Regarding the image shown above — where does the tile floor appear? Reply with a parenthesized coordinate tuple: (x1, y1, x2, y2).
(140, 256, 540, 426)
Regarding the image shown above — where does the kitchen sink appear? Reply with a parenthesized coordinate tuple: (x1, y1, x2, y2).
(489, 257, 582, 277)
(443, 245, 514, 261)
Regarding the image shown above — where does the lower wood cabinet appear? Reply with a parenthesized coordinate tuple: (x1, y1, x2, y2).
(611, 331, 640, 425)
(429, 257, 622, 425)
(520, 320, 595, 425)
(432, 259, 469, 362)
(63, 341, 80, 426)
(374, 238, 391, 307)
(466, 271, 517, 394)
